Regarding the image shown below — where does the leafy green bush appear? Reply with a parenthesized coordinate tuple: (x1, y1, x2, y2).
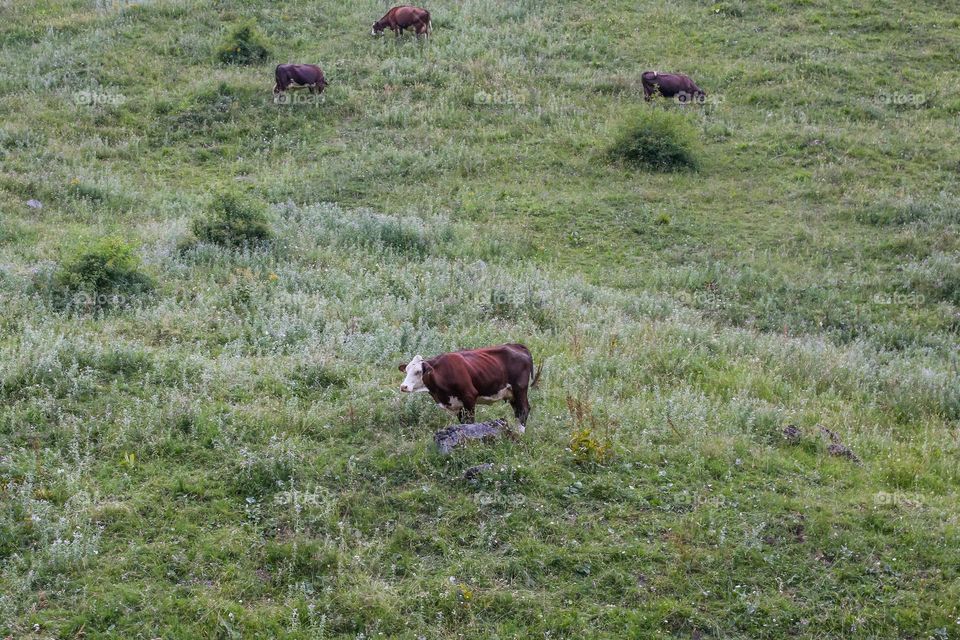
(608, 109, 699, 171)
(566, 395, 613, 466)
(54, 236, 153, 309)
(192, 191, 273, 248)
(216, 22, 270, 65)
(569, 427, 612, 466)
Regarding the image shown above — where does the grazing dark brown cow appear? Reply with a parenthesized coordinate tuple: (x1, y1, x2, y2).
(641, 71, 706, 103)
(372, 5, 432, 38)
(399, 344, 540, 433)
(274, 64, 329, 96)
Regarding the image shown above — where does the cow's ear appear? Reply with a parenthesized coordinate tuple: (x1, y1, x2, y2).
(421, 362, 433, 375)
(398, 362, 408, 372)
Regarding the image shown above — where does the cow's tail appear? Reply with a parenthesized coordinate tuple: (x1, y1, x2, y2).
(530, 360, 543, 388)
(426, 11, 432, 34)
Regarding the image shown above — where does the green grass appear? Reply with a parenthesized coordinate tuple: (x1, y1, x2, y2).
(1, 0, 959, 637)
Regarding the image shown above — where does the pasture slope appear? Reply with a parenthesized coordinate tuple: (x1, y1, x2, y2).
(1, 0, 959, 637)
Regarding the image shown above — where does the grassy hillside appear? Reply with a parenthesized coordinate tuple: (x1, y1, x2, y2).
(1, 0, 958, 637)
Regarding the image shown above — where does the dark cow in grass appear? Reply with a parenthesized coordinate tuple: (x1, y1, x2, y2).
(372, 5, 432, 38)
(399, 344, 540, 433)
(274, 64, 328, 96)
(641, 71, 706, 103)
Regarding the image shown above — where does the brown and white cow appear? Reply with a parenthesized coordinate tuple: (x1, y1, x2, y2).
(274, 64, 329, 96)
(399, 343, 539, 433)
(372, 5, 432, 38)
(641, 71, 706, 103)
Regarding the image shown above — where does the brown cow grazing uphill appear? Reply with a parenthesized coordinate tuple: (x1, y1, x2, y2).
(274, 64, 328, 96)
(372, 5, 432, 38)
(399, 344, 540, 433)
(641, 71, 706, 103)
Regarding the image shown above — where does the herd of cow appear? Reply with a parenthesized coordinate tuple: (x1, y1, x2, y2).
(274, 5, 707, 104)
(273, 6, 705, 435)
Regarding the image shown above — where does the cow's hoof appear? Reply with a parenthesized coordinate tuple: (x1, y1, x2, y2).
(506, 424, 525, 440)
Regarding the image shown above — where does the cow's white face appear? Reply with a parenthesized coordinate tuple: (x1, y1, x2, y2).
(399, 355, 429, 393)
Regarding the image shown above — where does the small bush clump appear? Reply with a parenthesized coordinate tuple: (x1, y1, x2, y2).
(335, 211, 453, 256)
(286, 363, 349, 399)
(856, 197, 958, 227)
(902, 252, 960, 305)
(54, 236, 153, 309)
(216, 22, 271, 65)
(608, 109, 699, 171)
(566, 395, 613, 466)
(710, 1, 745, 17)
(192, 191, 273, 248)
(570, 428, 612, 466)
(357, 216, 432, 255)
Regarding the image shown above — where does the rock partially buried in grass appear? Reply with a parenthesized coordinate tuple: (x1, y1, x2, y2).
(819, 426, 861, 464)
(782, 424, 802, 444)
(434, 419, 511, 454)
(462, 463, 495, 480)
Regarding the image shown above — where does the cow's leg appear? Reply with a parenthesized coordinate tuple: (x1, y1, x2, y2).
(457, 406, 475, 424)
(457, 389, 478, 424)
(510, 386, 530, 434)
(457, 396, 476, 424)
